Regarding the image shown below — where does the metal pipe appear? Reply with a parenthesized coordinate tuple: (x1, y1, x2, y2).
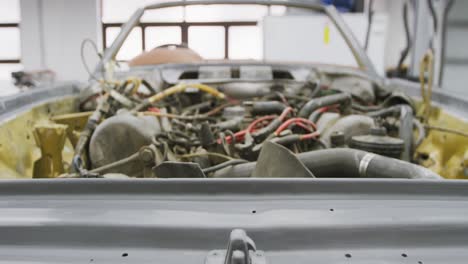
(94, 8, 145, 74)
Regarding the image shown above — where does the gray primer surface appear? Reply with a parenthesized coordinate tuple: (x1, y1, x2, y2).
(0, 178, 467, 263)
(0, 82, 81, 121)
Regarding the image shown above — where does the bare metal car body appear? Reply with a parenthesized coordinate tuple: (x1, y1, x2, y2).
(0, 1, 468, 263)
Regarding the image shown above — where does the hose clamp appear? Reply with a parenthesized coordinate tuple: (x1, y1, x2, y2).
(359, 153, 376, 178)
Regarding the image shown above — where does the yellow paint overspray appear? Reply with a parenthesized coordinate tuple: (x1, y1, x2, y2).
(0, 97, 78, 179)
(414, 101, 468, 179)
(324, 23, 330, 45)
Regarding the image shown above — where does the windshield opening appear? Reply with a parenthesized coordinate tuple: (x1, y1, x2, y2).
(102, 3, 361, 68)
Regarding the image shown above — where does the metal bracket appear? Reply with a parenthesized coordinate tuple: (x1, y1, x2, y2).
(205, 229, 266, 264)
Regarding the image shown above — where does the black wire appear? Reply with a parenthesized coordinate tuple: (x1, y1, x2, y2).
(397, 0, 412, 74)
(161, 141, 169, 162)
(438, 0, 455, 85)
(427, 0, 438, 33)
(117, 79, 130, 93)
(72, 155, 83, 173)
(80, 38, 101, 81)
(155, 132, 200, 148)
(352, 103, 382, 112)
(307, 80, 321, 99)
(141, 79, 157, 94)
(364, 0, 374, 51)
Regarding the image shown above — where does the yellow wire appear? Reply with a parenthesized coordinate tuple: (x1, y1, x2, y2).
(128, 77, 141, 95)
(425, 125, 468, 138)
(97, 77, 142, 94)
(147, 83, 225, 104)
(419, 50, 434, 124)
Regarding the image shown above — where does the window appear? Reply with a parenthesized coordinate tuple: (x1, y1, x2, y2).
(229, 26, 262, 60)
(184, 5, 268, 22)
(0, 0, 22, 81)
(145, 26, 182, 51)
(101, 1, 284, 61)
(105, 27, 143, 61)
(188, 26, 225, 59)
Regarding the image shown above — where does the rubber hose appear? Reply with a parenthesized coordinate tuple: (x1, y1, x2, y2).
(366, 104, 413, 161)
(308, 108, 323, 123)
(366, 105, 401, 117)
(249, 101, 287, 115)
(251, 118, 282, 143)
(272, 134, 301, 145)
(213, 148, 441, 180)
(298, 93, 351, 118)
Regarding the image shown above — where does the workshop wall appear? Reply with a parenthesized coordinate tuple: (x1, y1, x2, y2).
(444, 0, 468, 96)
(20, 0, 101, 81)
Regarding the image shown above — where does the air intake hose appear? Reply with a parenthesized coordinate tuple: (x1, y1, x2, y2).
(298, 93, 352, 118)
(213, 148, 442, 180)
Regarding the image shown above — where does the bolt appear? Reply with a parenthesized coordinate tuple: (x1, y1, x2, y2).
(139, 148, 154, 163)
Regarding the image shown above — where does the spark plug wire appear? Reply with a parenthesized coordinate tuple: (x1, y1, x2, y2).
(274, 117, 317, 136)
(221, 115, 276, 144)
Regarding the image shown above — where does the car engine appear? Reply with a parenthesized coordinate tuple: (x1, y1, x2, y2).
(66, 73, 441, 180)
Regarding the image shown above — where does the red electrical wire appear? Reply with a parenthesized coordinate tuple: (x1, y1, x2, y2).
(220, 115, 276, 144)
(148, 107, 160, 113)
(298, 118, 318, 130)
(318, 104, 339, 113)
(278, 107, 293, 121)
(274, 117, 317, 136)
(276, 92, 289, 106)
(294, 122, 313, 132)
(247, 115, 276, 132)
(300, 131, 321, 140)
(274, 119, 297, 135)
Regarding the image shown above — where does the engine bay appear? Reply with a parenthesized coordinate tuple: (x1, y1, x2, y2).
(49, 68, 448, 180)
